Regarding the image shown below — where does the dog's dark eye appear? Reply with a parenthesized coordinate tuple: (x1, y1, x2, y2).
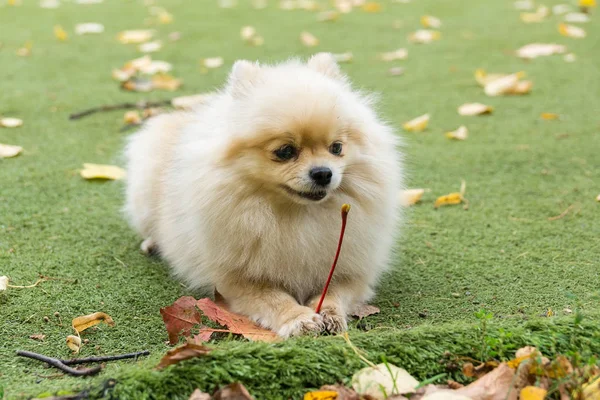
(329, 142, 343, 156)
(274, 144, 297, 161)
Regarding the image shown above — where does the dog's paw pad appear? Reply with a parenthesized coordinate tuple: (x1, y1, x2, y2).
(277, 311, 324, 338)
(320, 308, 348, 333)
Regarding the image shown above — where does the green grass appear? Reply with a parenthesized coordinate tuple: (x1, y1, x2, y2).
(1, 0, 599, 398)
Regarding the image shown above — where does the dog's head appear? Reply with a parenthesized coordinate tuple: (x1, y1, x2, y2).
(221, 53, 382, 205)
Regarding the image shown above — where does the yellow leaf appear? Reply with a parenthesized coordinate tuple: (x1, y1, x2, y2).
(0, 144, 24, 158)
(202, 57, 224, 69)
(152, 74, 182, 91)
(541, 112, 560, 120)
(66, 335, 82, 353)
(520, 386, 547, 400)
(16, 41, 33, 57)
(72, 312, 115, 333)
(157, 11, 173, 24)
(520, 6, 549, 22)
(0, 117, 24, 128)
(54, 25, 68, 41)
(409, 29, 441, 44)
(379, 48, 408, 61)
(474, 69, 507, 87)
(304, 391, 338, 400)
(420, 15, 442, 28)
(124, 111, 142, 125)
(559, 23, 586, 38)
(484, 72, 526, 96)
(516, 43, 566, 59)
(434, 192, 463, 208)
(80, 164, 126, 180)
(458, 103, 493, 116)
(579, 0, 596, 7)
(507, 80, 533, 95)
(399, 189, 426, 206)
(583, 377, 600, 400)
(300, 31, 319, 47)
(362, 2, 382, 12)
(446, 125, 468, 140)
(117, 30, 154, 44)
(403, 114, 430, 132)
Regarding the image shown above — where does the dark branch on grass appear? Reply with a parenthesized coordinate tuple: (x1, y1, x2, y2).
(69, 100, 172, 120)
(60, 350, 150, 365)
(16, 350, 102, 377)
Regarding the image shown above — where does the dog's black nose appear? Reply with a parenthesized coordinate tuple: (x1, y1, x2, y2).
(309, 167, 333, 186)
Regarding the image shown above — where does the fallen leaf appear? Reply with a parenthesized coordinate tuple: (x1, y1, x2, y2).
(188, 389, 211, 400)
(80, 164, 126, 180)
(352, 363, 419, 399)
(240, 26, 256, 41)
(213, 382, 254, 400)
(403, 114, 430, 132)
(0, 144, 23, 158)
(435, 180, 467, 209)
(317, 10, 340, 22)
(509, 80, 533, 95)
(30, 334, 46, 341)
(422, 392, 471, 400)
(139, 60, 173, 75)
(160, 296, 202, 345)
(300, 31, 319, 47)
(196, 297, 280, 342)
(458, 103, 493, 116)
(514, 0, 534, 10)
(333, 52, 353, 63)
(172, 93, 216, 110)
(351, 304, 380, 319)
(252, 0, 267, 9)
(40, 0, 60, 8)
(389, 67, 404, 76)
(122, 77, 154, 92)
(380, 48, 408, 61)
(596, 194, 600, 202)
(304, 391, 338, 400)
(218, 0, 237, 8)
(75, 23, 104, 35)
(156, 342, 211, 369)
(409, 29, 441, 44)
(559, 23, 586, 38)
(0, 117, 24, 128)
(319, 385, 360, 400)
(520, 386, 547, 400)
(516, 43, 566, 59)
(583, 375, 600, 400)
(124, 111, 142, 125)
(152, 74, 182, 91)
(553, 4, 572, 14)
(564, 53, 577, 62)
(564, 12, 590, 22)
(66, 335, 82, 353)
(541, 112, 560, 120)
(202, 57, 224, 69)
(72, 312, 115, 333)
(0, 276, 8, 291)
(16, 41, 33, 57)
(484, 72, 525, 96)
(420, 15, 442, 28)
(54, 25, 68, 41)
(520, 6, 549, 23)
(362, 2, 382, 12)
(474, 69, 508, 86)
(462, 361, 499, 378)
(399, 188, 425, 206)
(117, 30, 154, 44)
(455, 363, 517, 400)
(139, 40, 162, 53)
(446, 125, 468, 140)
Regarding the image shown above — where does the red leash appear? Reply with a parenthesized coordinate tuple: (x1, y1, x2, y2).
(315, 204, 351, 314)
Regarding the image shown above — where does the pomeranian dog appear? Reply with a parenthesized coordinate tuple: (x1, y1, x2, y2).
(124, 53, 403, 338)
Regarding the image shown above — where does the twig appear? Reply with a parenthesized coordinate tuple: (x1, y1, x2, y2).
(8, 277, 48, 289)
(16, 350, 102, 377)
(60, 350, 150, 365)
(69, 100, 172, 120)
(548, 204, 575, 221)
(341, 332, 376, 368)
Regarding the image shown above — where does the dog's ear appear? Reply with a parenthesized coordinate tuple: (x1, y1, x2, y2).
(307, 53, 347, 83)
(227, 60, 262, 98)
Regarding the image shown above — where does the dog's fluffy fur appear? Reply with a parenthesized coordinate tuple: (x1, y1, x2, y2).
(124, 53, 403, 337)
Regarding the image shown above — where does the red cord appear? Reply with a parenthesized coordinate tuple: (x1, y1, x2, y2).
(315, 204, 351, 314)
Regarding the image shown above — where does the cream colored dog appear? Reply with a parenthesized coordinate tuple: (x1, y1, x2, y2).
(124, 53, 403, 338)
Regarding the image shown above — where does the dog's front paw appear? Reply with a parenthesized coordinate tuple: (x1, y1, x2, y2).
(140, 237, 158, 256)
(320, 306, 348, 333)
(277, 307, 324, 338)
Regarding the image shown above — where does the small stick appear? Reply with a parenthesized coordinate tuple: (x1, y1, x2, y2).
(60, 350, 150, 365)
(16, 350, 102, 377)
(548, 204, 575, 221)
(315, 204, 351, 314)
(8, 277, 48, 289)
(69, 100, 172, 120)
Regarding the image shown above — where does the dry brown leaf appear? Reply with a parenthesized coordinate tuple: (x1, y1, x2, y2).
(80, 164, 126, 180)
(1, 117, 24, 128)
(54, 25, 68, 41)
(300, 31, 319, 47)
(66, 335, 82, 353)
(72, 312, 115, 333)
(213, 382, 254, 400)
(399, 188, 425, 206)
(0, 144, 23, 158)
(352, 363, 419, 399)
(156, 342, 211, 369)
(304, 391, 338, 400)
(463, 361, 499, 378)
(75, 23, 104, 35)
(455, 363, 518, 400)
(29, 334, 46, 341)
(458, 102, 493, 116)
(446, 125, 468, 140)
(188, 389, 211, 400)
(351, 304, 380, 319)
(152, 74, 182, 91)
(409, 29, 441, 44)
(118, 30, 154, 44)
(559, 23, 586, 38)
(403, 114, 430, 132)
(520, 386, 547, 400)
(516, 43, 566, 59)
(172, 93, 216, 110)
(139, 40, 162, 53)
(420, 15, 441, 28)
(380, 48, 408, 61)
(160, 296, 202, 345)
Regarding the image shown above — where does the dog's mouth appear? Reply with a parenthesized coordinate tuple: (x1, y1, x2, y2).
(283, 186, 327, 201)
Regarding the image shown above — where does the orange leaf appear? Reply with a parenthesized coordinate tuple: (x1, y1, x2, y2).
(72, 312, 115, 333)
(304, 391, 338, 400)
(160, 296, 202, 345)
(156, 342, 211, 369)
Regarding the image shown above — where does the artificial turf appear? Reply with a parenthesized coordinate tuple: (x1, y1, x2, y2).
(1, 0, 599, 398)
